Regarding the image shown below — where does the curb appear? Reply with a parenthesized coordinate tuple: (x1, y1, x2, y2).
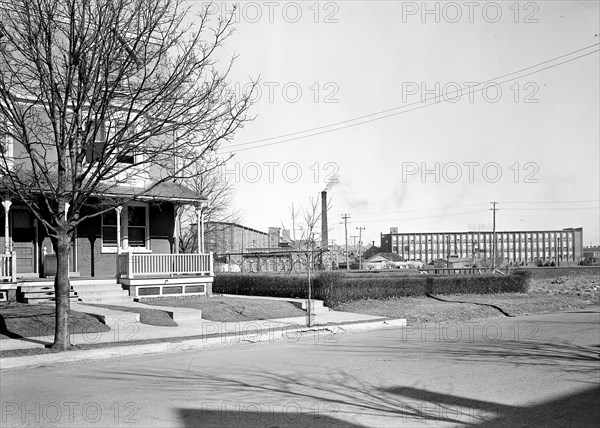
(0, 318, 406, 371)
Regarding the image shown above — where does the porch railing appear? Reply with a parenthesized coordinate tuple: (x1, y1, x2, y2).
(1, 252, 17, 282)
(117, 252, 213, 279)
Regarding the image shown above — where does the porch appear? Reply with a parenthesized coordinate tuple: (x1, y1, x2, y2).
(1, 183, 214, 302)
(117, 252, 214, 298)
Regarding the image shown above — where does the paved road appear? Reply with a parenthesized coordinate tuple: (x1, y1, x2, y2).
(1, 308, 599, 427)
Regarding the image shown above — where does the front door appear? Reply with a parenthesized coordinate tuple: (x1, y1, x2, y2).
(12, 209, 36, 274)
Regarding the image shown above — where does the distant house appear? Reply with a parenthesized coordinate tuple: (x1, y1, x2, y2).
(582, 246, 600, 265)
(362, 242, 381, 261)
(364, 252, 404, 269)
(434, 257, 473, 269)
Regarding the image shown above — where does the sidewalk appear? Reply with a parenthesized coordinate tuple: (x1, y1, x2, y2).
(0, 302, 406, 370)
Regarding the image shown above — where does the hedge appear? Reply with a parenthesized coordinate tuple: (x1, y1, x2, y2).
(213, 271, 531, 307)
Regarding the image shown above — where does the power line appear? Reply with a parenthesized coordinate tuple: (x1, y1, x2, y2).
(352, 209, 485, 223)
(219, 43, 599, 154)
(500, 200, 599, 204)
(503, 207, 599, 211)
(351, 203, 488, 216)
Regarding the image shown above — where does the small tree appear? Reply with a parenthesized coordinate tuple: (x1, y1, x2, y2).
(0, 0, 254, 349)
(285, 195, 331, 326)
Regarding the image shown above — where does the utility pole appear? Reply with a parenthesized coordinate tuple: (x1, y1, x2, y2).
(330, 239, 337, 269)
(351, 235, 358, 268)
(490, 201, 498, 271)
(341, 213, 351, 270)
(291, 203, 297, 243)
(356, 226, 365, 270)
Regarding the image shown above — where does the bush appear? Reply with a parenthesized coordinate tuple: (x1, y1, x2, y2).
(214, 273, 309, 298)
(214, 271, 531, 307)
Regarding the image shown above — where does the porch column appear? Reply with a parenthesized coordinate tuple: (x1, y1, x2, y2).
(173, 205, 181, 254)
(195, 206, 202, 254)
(2, 197, 12, 254)
(115, 205, 123, 255)
(200, 211, 205, 254)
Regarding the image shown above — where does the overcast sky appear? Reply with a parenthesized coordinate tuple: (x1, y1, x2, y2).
(190, 1, 599, 247)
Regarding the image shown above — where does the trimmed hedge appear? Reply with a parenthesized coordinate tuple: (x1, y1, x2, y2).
(214, 273, 309, 299)
(213, 271, 531, 307)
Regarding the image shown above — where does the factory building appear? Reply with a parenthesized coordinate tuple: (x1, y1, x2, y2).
(380, 227, 583, 266)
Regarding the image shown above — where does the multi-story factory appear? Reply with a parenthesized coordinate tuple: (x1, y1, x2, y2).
(381, 227, 583, 266)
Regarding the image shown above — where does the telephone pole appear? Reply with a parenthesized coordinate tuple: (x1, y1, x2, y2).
(341, 214, 351, 270)
(356, 226, 365, 269)
(351, 235, 358, 268)
(490, 201, 499, 271)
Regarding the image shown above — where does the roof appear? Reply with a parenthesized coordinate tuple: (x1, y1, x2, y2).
(205, 222, 268, 236)
(98, 181, 206, 203)
(1, 176, 206, 204)
(366, 252, 404, 263)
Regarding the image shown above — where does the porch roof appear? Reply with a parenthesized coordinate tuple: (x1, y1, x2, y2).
(97, 181, 206, 204)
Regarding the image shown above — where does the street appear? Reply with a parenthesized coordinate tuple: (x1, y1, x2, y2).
(2, 308, 599, 427)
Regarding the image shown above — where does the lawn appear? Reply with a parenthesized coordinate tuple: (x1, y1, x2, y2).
(0, 303, 110, 339)
(336, 269, 599, 323)
(141, 296, 307, 322)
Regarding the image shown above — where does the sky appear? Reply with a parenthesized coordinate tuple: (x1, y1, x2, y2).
(188, 1, 599, 247)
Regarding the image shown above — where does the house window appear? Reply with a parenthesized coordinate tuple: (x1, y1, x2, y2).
(86, 121, 106, 162)
(101, 203, 149, 251)
(127, 206, 147, 246)
(102, 210, 119, 247)
(116, 122, 138, 165)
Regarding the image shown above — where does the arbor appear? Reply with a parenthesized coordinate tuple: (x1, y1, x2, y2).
(0, 0, 253, 349)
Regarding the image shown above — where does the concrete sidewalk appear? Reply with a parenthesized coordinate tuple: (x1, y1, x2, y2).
(0, 304, 406, 370)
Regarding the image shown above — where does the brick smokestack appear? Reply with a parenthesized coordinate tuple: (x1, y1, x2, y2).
(321, 191, 328, 251)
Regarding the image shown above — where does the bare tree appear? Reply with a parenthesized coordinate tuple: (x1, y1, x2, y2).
(177, 159, 241, 253)
(0, 0, 254, 349)
(285, 195, 332, 326)
(290, 197, 331, 272)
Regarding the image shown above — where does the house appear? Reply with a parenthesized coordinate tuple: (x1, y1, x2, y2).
(0, 6, 226, 305)
(0, 180, 213, 304)
(0, 101, 213, 304)
(433, 257, 473, 269)
(362, 242, 381, 261)
(364, 252, 403, 269)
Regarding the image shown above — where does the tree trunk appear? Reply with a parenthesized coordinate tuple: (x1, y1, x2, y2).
(52, 232, 72, 350)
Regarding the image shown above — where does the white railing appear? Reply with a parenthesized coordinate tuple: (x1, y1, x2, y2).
(1, 252, 17, 282)
(117, 252, 213, 278)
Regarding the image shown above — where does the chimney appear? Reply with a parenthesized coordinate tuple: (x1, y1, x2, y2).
(321, 191, 328, 250)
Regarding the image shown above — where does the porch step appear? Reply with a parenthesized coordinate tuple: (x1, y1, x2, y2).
(18, 284, 80, 305)
(71, 280, 133, 304)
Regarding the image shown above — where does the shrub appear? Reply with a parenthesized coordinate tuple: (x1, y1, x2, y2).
(214, 273, 308, 298)
(214, 271, 531, 307)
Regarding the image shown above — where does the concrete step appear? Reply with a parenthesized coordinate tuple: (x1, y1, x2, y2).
(22, 295, 80, 304)
(220, 294, 330, 313)
(71, 281, 133, 304)
(121, 301, 203, 323)
(70, 279, 119, 286)
(145, 305, 202, 323)
(74, 289, 130, 297)
(81, 296, 133, 304)
(70, 303, 140, 326)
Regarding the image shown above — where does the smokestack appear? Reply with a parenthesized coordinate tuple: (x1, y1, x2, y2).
(321, 191, 328, 251)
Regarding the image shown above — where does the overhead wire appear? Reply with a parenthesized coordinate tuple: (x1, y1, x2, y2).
(218, 43, 600, 154)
